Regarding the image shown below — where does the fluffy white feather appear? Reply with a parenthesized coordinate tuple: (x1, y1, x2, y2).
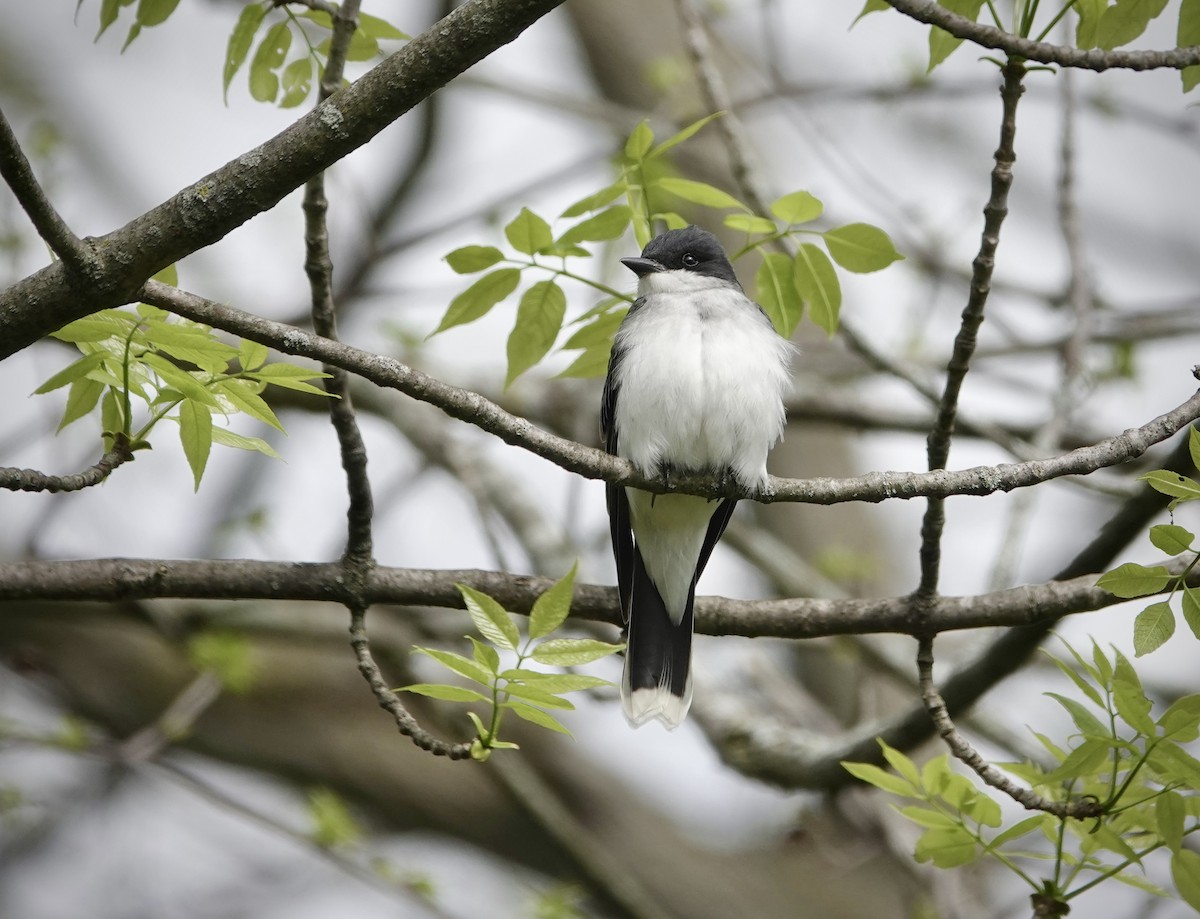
(612, 270, 793, 623)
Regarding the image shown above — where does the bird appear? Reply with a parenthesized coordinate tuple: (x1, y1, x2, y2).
(601, 225, 793, 729)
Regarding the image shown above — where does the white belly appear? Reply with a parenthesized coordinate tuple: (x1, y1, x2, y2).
(612, 285, 791, 492)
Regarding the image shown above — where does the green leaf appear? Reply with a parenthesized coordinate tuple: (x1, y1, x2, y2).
(414, 647, 492, 686)
(1041, 738, 1111, 783)
(927, 0, 985, 71)
(342, 29, 380, 62)
(914, 826, 979, 868)
(1190, 425, 1200, 471)
(1096, 0, 1169, 49)
(556, 344, 613, 380)
(921, 754, 952, 796)
(1183, 586, 1200, 640)
(896, 805, 958, 829)
(358, 11, 409, 41)
(879, 739, 924, 790)
(656, 177, 746, 211)
(398, 683, 490, 703)
(34, 351, 109, 394)
(624, 120, 654, 161)
(506, 281, 567, 387)
(179, 399, 213, 491)
(58, 377, 106, 431)
(239, 338, 269, 372)
(1096, 562, 1173, 598)
(1150, 740, 1200, 787)
(823, 222, 904, 273)
(1044, 653, 1105, 708)
(1150, 523, 1194, 554)
(502, 682, 574, 709)
(278, 56, 313, 109)
(469, 636, 501, 676)
(96, 0, 131, 39)
(432, 268, 522, 335)
(1075, 0, 1107, 46)
(1045, 692, 1109, 739)
(214, 377, 284, 431)
(841, 760, 920, 797)
(1158, 693, 1200, 742)
(561, 181, 627, 219)
(1134, 601, 1176, 656)
(444, 245, 505, 274)
(530, 638, 624, 666)
(502, 671, 610, 693)
(852, 0, 891, 25)
(141, 353, 219, 406)
(1157, 790, 1187, 852)
(1140, 470, 1200, 501)
(723, 213, 777, 235)
(562, 308, 626, 351)
(458, 584, 520, 652)
(135, 0, 180, 28)
(647, 112, 724, 159)
(307, 787, 361, 849)
(1173, 850, 1200, 912)
(210, 427, 281, 459)
(51, 312, 134, 343)
(250, 362, 333, 396)
(528, 562, 577, 639)
(558, 206, 632, 246)
(504, 699, 572, 735)
(188, 630, 256, 694)
(770, 190, 824, 225)
(755, 251, 804, 337)
(1112, 676, 1156, 737)
(248, 21, 291, 103)
(1183, 0, 1200, 92)
(793, 243, 841, 335)
(505, 208, 554, 255)
(989, 814, 1049, 849)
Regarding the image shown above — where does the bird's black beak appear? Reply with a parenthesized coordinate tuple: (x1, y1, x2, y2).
(621, 257, 664, 278)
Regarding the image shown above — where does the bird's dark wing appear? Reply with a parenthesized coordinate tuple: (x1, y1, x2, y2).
(602, 329, 634, 623)
(695, 497, 737, 582)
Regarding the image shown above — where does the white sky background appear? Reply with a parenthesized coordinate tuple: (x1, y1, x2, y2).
(1, 1, 1200, 917)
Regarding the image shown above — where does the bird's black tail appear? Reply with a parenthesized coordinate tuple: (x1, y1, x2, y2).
(621, 546, 695, 729)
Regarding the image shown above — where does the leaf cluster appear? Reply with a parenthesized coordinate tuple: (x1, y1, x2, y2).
(221, 2, 409, 106)
(844, 641, 1200, 913)
(398, 564, 624, 760)
(434, 115, 903, 386)
(1096, 427, 1200, 656)
(36, 281, 333, 490)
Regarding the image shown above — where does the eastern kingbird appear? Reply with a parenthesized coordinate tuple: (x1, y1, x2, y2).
(601, 226, 793, 728)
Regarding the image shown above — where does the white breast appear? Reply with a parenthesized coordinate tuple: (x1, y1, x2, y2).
(612, 278, 792, 492)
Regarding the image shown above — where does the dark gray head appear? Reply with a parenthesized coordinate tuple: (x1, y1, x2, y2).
(621, 226, 740, 287)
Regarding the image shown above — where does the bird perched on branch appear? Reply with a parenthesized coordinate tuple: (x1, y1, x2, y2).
(602, 226, 793, 728)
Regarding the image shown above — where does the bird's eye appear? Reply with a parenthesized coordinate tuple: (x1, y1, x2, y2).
(681, 253, 699, 268)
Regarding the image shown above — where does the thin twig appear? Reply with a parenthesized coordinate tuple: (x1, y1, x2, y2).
(916, 635, 1103, 818)
(916, 59, 1027, 598)
(0, 106, 94, 277)
(0, 437, 134, 493)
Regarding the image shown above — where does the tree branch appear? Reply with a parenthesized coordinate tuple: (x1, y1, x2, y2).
(0, 556, 1191, 640)
(881, 0, 1200, 71)
(0, 0, 569, 359)
(139, 282, 1200, 505)
(0, 437, 134, 493)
